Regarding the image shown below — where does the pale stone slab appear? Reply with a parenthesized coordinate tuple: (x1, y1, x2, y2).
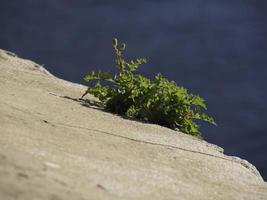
(0, 49, 266, 200)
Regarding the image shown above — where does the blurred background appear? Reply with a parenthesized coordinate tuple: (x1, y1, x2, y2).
(1, 0, 266, 180)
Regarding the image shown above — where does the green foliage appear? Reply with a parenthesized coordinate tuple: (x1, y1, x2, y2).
(82, 38, 216, 138)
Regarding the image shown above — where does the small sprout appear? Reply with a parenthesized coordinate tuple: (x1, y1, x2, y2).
(121, 43, 126, 50)
(112, 38, 118, 47)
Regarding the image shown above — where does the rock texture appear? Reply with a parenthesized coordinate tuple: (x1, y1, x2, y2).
(0, 49, 266, 200)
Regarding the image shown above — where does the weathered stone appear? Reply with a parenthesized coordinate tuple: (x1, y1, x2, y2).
(0, 49, 266, 200)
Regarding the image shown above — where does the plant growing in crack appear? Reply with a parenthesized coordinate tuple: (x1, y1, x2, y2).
(81, 38, 216, 138)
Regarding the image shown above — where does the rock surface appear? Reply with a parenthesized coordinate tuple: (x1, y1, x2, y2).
(0, 49, 266, 200)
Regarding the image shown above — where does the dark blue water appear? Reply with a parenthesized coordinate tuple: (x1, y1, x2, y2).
(1, 0, 267, 179)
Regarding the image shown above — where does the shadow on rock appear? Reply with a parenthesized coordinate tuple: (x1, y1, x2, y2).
(61, 96, 105, 111)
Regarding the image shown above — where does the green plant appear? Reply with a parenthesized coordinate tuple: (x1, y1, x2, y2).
(82, 38, 216, 138)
